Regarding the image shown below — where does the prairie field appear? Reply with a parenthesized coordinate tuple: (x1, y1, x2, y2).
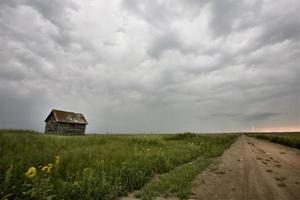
(247, 132, 300, 149)
(0, 130, 237, 200)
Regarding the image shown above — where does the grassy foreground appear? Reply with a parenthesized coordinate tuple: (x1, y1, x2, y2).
(248, 132, 300, 149)
(138, 158, 213, 199)
(0, 130, 237, 200)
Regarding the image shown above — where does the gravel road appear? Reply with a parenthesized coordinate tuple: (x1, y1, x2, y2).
(191, 135, 300, 200)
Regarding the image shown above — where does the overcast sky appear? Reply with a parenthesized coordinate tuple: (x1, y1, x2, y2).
(0, 0, 299, 133)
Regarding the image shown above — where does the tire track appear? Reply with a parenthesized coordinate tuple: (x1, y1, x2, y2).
(190, 135, 300, 200)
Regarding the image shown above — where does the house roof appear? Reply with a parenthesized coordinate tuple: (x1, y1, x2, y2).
(45, 109, 88, 125)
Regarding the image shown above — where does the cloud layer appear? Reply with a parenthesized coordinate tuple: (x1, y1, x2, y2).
(0, 0, 299, 133)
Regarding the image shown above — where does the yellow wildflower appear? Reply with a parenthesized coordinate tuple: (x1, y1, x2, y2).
(55, 155, 60, 165)
(47, 163, 53, 173)
(41, 166, 49, 172)
(41, 163, 53, 174)
(25, 167, 37, 178)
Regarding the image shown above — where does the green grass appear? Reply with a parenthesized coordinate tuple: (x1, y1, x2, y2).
(247, 132, 300, 149)
(138, 159, 212, 200)
(139, 134, 236, 199)
(0, 130, 237, 200)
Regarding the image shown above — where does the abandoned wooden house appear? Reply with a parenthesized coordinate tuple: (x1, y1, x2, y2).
(44, 109, 88, 135)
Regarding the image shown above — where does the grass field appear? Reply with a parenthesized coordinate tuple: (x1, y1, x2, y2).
(247, 132, 300, 149)
(0, 130, 237, 200)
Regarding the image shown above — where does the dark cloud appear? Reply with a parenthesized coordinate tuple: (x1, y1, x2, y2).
(244, 113, 282, 122)
(147, 32, 182, 59)
(147, 32, 200, 59)
(0, 0, 299, 133)
(211, 112, 282, 122)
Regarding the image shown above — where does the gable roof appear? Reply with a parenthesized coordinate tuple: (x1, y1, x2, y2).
(45, 109, 88, 125)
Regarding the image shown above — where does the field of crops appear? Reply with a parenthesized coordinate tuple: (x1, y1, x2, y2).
(247, 132, 300, 149)
(0, 130, 237, 200)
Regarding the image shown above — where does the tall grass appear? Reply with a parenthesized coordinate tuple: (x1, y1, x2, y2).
(139, 133, 237, 199)
(0, 130, 237, 199)
(248, 132, 300, 149)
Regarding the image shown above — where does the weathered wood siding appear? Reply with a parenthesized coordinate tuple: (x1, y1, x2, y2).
(45, 114, 59, 134)
(45, 113, 86, 135)
(56, 123, 86, 135)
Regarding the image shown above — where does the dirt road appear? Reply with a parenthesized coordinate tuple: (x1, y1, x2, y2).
(191, 135, 300, 200)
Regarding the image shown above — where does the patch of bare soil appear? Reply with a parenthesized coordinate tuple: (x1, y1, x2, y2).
(190, 135, 300, 200)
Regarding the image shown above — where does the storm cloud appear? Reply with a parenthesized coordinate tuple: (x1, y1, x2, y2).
(0, 0, 299, 133)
